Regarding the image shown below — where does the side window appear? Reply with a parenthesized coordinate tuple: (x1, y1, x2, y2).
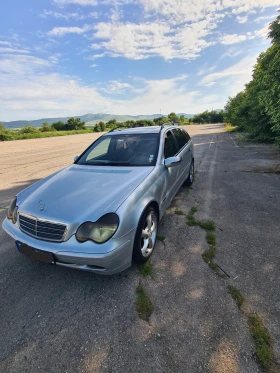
(172, 129, 187, 150)
(164, 131, 178, 158)
(181, 129, 191, 142)
(86, 137, 111, 161)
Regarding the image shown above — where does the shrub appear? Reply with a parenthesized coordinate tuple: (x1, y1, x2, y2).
(18, 126, 38, 134)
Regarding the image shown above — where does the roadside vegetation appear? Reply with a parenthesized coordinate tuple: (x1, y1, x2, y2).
(138, 260, 153, 277)
(135, 282, 154, 322)
(0, 110, 226, 141)
(224, 12, 280, 149)
(0, 118, 91, 141)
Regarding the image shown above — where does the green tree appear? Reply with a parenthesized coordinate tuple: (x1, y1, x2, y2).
(51, 121, 65, 131)
(93, 123, 101, 132)
(98, 121, 106, 131)
(153, 116, 169, 125)
(224, 11, 280, 146)
(168, 112, 180, 123)
(40, 122, 53, 132)
(107, 119, 117, 128)
(65, 117, 86, 130)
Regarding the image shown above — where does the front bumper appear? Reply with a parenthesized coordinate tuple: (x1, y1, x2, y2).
(2, 218, 136, 275)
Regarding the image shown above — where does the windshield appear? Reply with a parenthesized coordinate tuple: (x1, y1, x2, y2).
(77, 133, 159, 166)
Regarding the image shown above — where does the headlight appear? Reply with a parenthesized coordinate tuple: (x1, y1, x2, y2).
(7, 197, 17, 223)
(76, 214, 119, 244)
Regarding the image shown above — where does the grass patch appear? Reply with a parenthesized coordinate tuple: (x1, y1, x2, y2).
(187, 206, 198, 226)
(227, 284, 244, 309)
(136, 282, 154, 322)
(225, 123, 238, 132)
(194, 170, 198, 177)
(202, 245, 216, 263)
(138, 260, 152, 277)
(157, 235, 165, 242)
(0, 129, 93, 141)
(185, 188, 191, 195)
(198, 220, 216, 231)
(175, 208, 184, 215)
(248, 315, 273, 370)
(206, 232, 216, 246)
(186, 207, 215, 231)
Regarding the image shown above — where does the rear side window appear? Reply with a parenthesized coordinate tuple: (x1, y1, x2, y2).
(172, 128, 188, 150)
(164, 131, 178, 158)
(181, 129, 191, 142)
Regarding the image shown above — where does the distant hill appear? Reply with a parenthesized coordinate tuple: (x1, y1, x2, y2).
(1, 113, 194, 129)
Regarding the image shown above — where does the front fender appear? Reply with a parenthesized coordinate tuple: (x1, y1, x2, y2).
(114, 167, 164, 239)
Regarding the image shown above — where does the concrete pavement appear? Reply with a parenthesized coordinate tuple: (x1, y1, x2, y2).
(0, 124, 279, 373)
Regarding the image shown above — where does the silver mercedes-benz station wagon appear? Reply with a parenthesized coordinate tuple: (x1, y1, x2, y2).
(3, 124, 194, 274)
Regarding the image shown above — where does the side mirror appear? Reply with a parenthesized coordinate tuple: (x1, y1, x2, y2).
(74, 156, 79, 162)
(165, 156, 182, 168)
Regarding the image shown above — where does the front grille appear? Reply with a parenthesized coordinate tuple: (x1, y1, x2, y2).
(19, 213, 67, 242)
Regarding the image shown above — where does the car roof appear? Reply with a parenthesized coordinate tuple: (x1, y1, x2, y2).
(103, 124, 180, 136)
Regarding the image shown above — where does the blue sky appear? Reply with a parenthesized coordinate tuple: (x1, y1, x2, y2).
(0, 0, 278, 121)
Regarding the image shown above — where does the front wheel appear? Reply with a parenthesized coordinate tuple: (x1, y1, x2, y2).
(186, 159, 194, 186)
(133, 207, 158, 264)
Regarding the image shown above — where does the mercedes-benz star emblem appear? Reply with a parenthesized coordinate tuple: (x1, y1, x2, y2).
(38, 200, 45, 211)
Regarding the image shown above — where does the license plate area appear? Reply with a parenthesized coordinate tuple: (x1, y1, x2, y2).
(19, 243, 55, 264)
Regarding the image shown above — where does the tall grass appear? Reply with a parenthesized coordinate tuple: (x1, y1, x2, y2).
(0, 129, 93, 141)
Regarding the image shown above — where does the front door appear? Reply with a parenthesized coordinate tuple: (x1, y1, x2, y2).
(161, 130, 180, 211)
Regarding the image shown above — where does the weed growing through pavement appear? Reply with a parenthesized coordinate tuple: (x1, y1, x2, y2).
(248, 315, 273, 371)
(227, 284, 244, 309)
(187, 206, 224, 278)
(198, 220, 215, 231)
(175, 208, 184, 215)
(138, 260, 153, 277)
(136, 282, 154, 322)
(157, 235, 165, 242)
(187, 205, 276, 371)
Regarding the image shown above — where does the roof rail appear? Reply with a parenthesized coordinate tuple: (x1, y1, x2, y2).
(160, 121, 180, 130)
(108, 127, 127, 132)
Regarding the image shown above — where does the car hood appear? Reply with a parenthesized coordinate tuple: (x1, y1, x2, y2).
(17, 164, 153, 224)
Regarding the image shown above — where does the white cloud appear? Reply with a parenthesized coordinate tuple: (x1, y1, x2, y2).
(255, 24, 270, 39)
(48, 25, 91, 36)
(99, 80, 133, 94)
(0, 47, 29, 54)
(199, 53, 260, 95)
(138, 0, 278, 23)
(0, 51, 210, 120)
(254, 15, 275, 23)
(219, 33, 247, 45)
(236, 15, 248, 23)
(220, 47, 243, 59)
(90, 63, 97, 67)
(91, 19, 217, 60)
(197, 64, 217, 77)
(53, 0, 98, 5)
(109, 7, 124, 22)
(0, 41, 12, 46)
(40, 10, 100, 20)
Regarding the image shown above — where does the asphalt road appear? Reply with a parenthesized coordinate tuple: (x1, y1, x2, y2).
(0, 124, 279, 373)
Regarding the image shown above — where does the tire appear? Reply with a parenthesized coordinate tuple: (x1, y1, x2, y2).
(186, 159, 194, 186)
(133, 206, 158, 264)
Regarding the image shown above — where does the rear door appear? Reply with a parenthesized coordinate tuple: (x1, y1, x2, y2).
(172, 128, 192, 184)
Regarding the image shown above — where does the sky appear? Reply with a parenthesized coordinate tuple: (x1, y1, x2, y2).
(0, 0, 278, 121)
